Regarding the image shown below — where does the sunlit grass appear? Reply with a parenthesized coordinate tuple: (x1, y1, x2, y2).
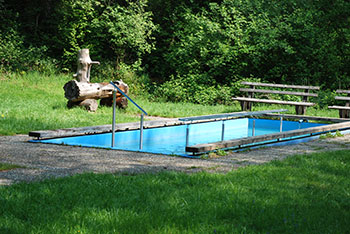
(0, 150, 349, 233)
(0, 72, 237, 135)
(0, 72, 340, 135)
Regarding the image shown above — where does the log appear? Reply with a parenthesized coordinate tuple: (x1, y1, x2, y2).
(67, 99, 98, 112)
(64, 49, 130, 111)
(100, 96, 128, 108)
(73, 49, 100, 83)
(63, 80, 129, 102)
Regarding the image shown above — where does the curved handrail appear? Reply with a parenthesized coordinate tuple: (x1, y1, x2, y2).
(109, 81, 148, 149)
(109, 81, 148, 115)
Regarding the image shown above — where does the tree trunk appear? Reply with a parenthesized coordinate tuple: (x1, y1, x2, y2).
(63, 80, 129, 102)
(73, 49, 100, 83)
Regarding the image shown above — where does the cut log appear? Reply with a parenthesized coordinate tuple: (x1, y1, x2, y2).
(67, 99, 98, 112)
(100, 96, 128, 108)
(73, 49, 100, 83)
(63, 80, 129, 102)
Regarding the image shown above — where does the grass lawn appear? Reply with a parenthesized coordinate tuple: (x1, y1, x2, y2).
(1, 72, 349, 233)
(0, 72, 340, 135)
(0, 150, 349, 233)
(0, 72, 236, 135)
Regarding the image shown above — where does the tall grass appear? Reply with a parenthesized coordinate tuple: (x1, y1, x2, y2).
(1, 150, 349, 233)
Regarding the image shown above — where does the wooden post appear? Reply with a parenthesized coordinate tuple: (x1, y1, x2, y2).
(73, 49, 100, 83)
(345, 92, 350, 118)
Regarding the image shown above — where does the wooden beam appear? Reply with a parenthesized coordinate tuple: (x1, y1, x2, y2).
(186, 121, 350, 153)
(233, 97, 315, 106)
(241, 82, 320, 90)
(336, 90, 350, 94)
(328, 105, 350, 110)
(334, 96, 350, 101)
(240, 88, 318, 97)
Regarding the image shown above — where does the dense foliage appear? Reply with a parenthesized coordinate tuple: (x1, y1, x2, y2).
(1, 0, 349, 104)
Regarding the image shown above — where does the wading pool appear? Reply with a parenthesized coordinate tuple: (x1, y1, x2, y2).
(30, 117, 339, 157)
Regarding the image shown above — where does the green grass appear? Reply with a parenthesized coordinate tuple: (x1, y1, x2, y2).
(0, 150, 349, 233)
(0, 162, 25, 171)
(0, 72, 341, 135)
(1, 72, 349, 233)
(0, 72, 235, 135)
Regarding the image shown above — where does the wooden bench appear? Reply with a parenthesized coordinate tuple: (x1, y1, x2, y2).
(233, 82, 320, 115)
(328, 90, 350, 118)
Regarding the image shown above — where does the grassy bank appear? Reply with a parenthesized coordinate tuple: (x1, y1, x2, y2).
(0, 72, 341, 135)
(1, 150, 349, 233)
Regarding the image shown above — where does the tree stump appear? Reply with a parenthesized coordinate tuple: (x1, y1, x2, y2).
(73, 49, 100, 83)
(64, 49, 129, 112)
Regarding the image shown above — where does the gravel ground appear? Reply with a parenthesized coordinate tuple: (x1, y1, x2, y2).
(1, 134, 350, 186)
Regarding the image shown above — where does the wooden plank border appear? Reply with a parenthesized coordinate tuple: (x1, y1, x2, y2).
(185, 121, 350, 153)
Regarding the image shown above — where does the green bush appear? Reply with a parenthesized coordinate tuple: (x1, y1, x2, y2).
(153, 75, 234, 105)
(1, 0, 349, 104)
(147, 0, 350, 96)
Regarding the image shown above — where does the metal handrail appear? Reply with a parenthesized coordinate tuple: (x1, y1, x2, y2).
(109, 82, 148, 115)
(109, 81, 148, 149)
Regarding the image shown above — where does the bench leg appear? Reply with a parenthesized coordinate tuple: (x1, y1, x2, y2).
(295, 105, 306, 115)
(240, 101, 252, 111)
(339, 109, 350, 118)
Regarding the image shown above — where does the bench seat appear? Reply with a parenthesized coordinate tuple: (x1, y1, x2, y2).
(328, 90, 350, 118)
(328, 105, 350, 118)
(328, 105, 350, 110)
(234, 82, 319, 115)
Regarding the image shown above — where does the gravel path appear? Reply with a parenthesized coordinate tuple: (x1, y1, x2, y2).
(1, 134, 350, 186)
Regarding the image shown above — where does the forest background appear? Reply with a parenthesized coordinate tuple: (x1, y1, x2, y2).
(1, 0, 349, 106)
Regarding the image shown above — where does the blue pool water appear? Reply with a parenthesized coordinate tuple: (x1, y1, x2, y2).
(33, 118, 325, 156)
